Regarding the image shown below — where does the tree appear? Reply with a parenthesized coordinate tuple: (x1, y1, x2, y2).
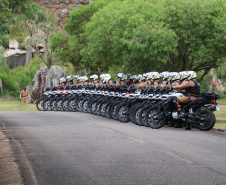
(84, 0, 226, 74)
(51, 0, 120, 72)
(0, 0, 32, 26)
(0, 1, 12, 25)
(9, 3, 57, 67)
(8, 0, 32, 13)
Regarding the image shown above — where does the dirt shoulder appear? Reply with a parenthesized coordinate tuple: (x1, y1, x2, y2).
(0, 129, 22, 185)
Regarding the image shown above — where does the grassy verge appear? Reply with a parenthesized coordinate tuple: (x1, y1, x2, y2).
(214, 105, 226, 130)
(0, 100, 37, 111)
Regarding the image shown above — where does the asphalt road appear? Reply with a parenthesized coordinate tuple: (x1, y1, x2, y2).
(0, 111, 226, 185)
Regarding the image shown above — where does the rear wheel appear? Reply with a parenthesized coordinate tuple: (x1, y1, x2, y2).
(194, 108, 216, 131)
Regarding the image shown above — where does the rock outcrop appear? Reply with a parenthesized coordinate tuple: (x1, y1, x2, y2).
(4, 39, 44, 69)
(208, 69, 226, 92)
(4, 40, 26, 69)
(9, 40, 19, 49)
(31, 65, 66, 101)
(33, 0, 94, 27)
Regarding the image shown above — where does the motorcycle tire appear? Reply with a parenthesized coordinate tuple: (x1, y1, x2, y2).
(82, 98, 89, 113)
(109, 102, 119, 120)
(43, 98, 51, 111)
(56, 98, 64, 111)
(105, 102, 111, 118)
(68, 98, 77, 112)
(139, 105, 152, 127)
(36, 98, 45, 111)
(145, 105, 166, 129)
(95, 100, 102, 116)
(129, 103, 140, 124)
(76, 97, 84, 112)
(90, 100, 98, 114)
(50, 98, 58, 111)
(194, 107, 216, 131)
(133, 105, 144, 126)
(62, 98, 69, 111)
(116, 103, 130, 123)
(99, 101, 107, 117)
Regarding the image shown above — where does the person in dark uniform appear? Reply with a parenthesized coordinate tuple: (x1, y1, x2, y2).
(172, 71, 200, 130)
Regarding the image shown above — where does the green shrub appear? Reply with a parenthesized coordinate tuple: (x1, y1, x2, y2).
(0, 57, 43, 98)
(0, 24, 10, 35)
(0, 73, 20, 97)
(10, 57, 42, 88)
(0, 34, 9, 49)
(0, 61, 9, 74)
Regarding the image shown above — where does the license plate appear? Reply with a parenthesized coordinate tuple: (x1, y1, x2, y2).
(216, 105, 220, 111)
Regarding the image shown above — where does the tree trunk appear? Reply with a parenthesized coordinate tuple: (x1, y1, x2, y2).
(46, 68, 51, 88)
(35, 44, 39, 58)
(25, 45, 32, 66)
(0, 79, 3, 93)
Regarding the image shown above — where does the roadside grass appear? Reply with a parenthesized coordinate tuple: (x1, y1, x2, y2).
(0, 100, 225, 130)
(214, 105, 226, 130)
(0, 100, 37, 111)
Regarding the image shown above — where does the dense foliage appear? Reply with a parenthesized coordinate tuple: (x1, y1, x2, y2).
(0, 57, 43, 97)
(0, 1, 57, 98)
(51, 0, 118, 70)
(51, 0, 226, 76)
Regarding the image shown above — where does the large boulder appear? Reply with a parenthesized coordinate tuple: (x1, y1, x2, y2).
(9, 40, 19, 49)
(30, 65, 66, 101)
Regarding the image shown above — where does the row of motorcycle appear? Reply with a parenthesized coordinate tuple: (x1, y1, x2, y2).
(36, 84, 220, 131)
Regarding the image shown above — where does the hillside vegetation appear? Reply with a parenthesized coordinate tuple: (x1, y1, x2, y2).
(0, 0, 226, 99)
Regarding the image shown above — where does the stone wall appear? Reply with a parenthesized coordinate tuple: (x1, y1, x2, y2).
(7, 53, 26, 69)
(33, 0, 94, 27)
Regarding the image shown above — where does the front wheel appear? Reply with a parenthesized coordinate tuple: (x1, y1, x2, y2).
(62, 98, 69, 111)
(56, 98, 64, 111)
(145, 105, 166, 129)
(68, 98, 77, 112)
(139, 105, 152, 127)
(82, 98, 89, 113)
(76, 97, 84, 112)
(116, 103, 130, 123)
(36, 98, 45, 111)
(194, 108, 216, 131)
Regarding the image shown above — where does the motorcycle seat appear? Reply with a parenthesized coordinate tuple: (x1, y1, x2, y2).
(182, 97, 204, 108)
